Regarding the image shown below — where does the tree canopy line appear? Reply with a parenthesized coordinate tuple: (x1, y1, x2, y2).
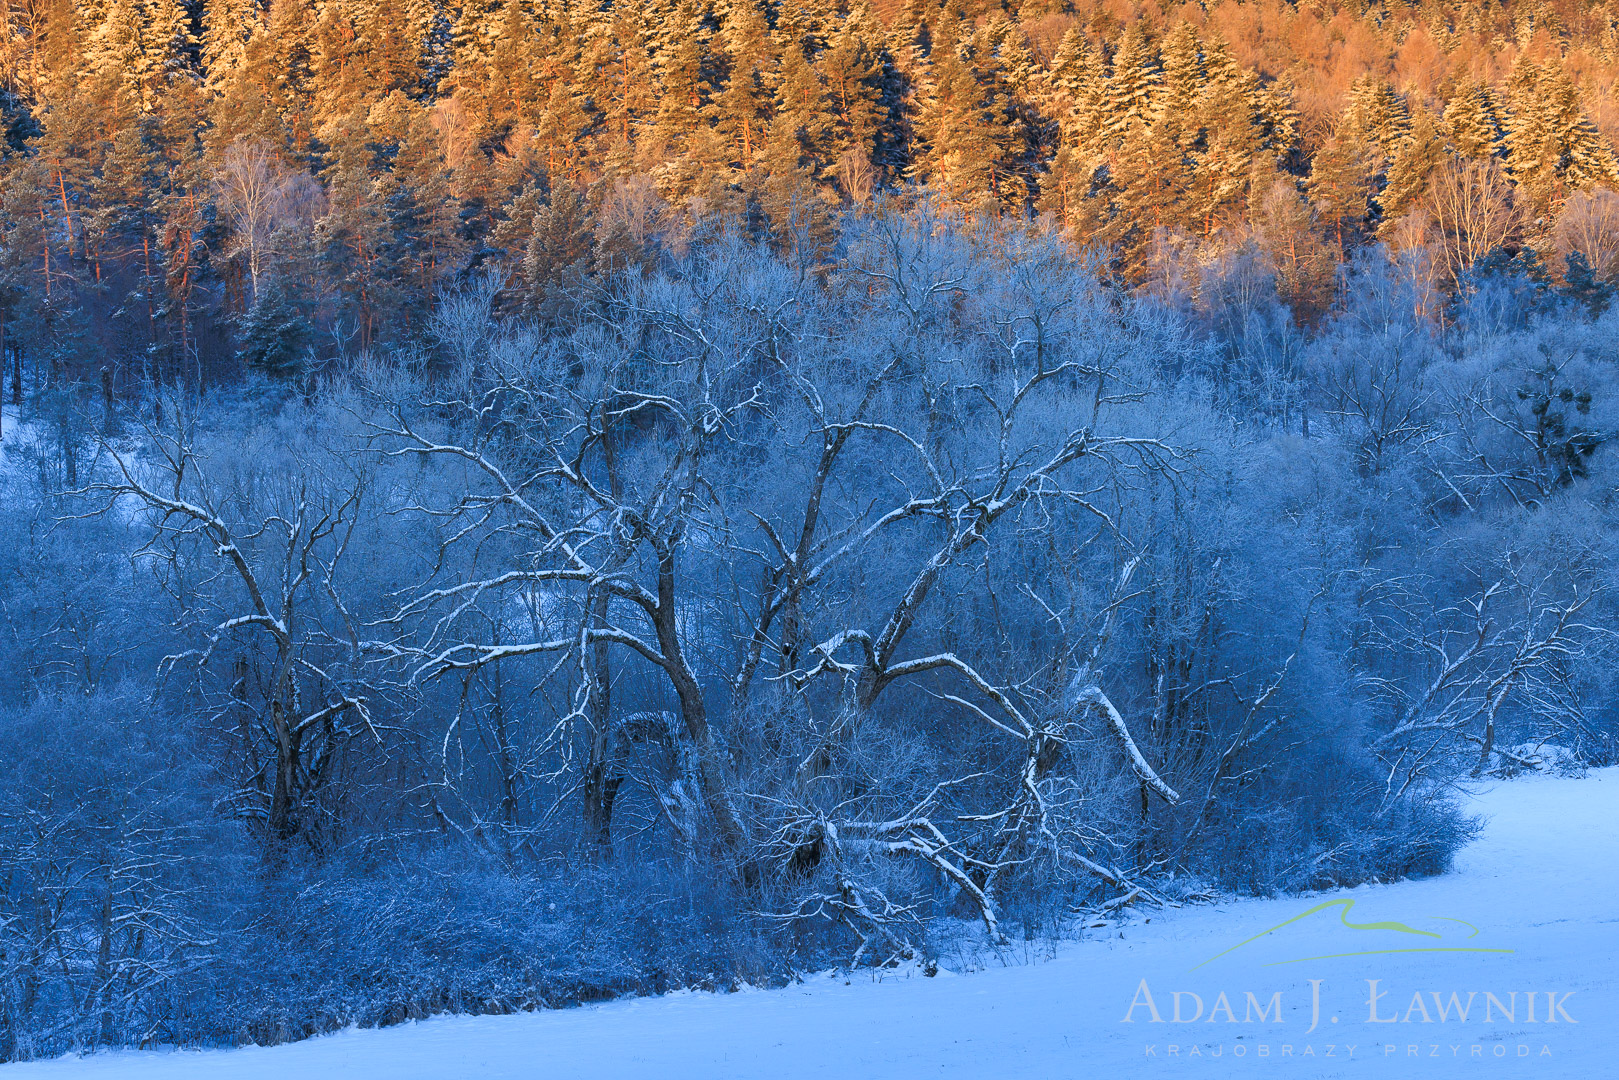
(1, 0, 1618, 1064)
(1, 0, 1619, 382)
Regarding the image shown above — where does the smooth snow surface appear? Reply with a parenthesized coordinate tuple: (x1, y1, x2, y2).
(10, 770, 1617, 1078)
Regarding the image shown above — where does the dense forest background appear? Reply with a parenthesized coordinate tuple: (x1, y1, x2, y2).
(1, 0, 1619, 1064)
(1, 0, 1618, 372)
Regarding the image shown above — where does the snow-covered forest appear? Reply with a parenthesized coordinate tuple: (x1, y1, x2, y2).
(2, 213, 1616, 1062)
(1, 0, 1618, 1067)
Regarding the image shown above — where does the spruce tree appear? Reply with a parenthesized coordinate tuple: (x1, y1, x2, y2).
(82, 0, 195, 115)
(1189, 39, 1265, 236)
(1562, 250, 1614, 315)
(1444, 81, 1504, 160)
(1101, 24, 1161, 149)
(1156, 21, 1203, 131)
(1380, 108, 1448, 228)
(1504, 62, 1619, 211)
(1044, 26, 1105, 150)
(1340, 75, 1410, 155)
(236, 272, 311, 376)
(516, 178, 595, 320)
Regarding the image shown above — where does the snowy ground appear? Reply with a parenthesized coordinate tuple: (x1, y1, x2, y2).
(9, 770, 1617, 1079)
(0, 403, 43, 466)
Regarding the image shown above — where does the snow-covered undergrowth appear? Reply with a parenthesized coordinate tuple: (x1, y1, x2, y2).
(8, 769, 1615, 1079)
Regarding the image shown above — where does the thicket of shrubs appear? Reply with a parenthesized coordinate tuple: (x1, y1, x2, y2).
(0, 214, 1614, 1059)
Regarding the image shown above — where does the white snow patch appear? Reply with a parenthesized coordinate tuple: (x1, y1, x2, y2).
(10, 770, 1618, 1078)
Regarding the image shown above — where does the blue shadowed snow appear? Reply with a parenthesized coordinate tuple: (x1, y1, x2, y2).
(9, 769, 1617, 1079)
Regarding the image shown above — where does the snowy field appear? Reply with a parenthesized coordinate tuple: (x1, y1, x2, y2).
(9, 770, 1616, 1079)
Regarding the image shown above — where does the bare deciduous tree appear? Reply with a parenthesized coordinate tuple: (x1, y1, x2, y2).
(1552, 186, 1619, 281)
(1423, 157, 1523, 285)
(88, 409, 376, 850)
(213, 139, 324, 305)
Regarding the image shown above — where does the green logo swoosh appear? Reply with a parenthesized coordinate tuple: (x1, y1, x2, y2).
(1192, 899, 1514, 971)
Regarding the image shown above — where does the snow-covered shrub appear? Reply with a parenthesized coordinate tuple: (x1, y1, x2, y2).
(0, 219, 1613, 1057)
(0, 692, 217, 1060)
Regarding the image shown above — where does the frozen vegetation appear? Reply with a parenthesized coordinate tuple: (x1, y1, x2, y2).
(8, 768, 1615, 1078)
(2, 0, 1618, 1069)
(1, 222, 1617, 1063)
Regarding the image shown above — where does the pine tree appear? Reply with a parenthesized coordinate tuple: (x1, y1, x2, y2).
(31, 93, 98, 271)
(913, 21, 1014, 209)
(308, 0, 367, 123)
(1038, 26, 1106, 220)
(205, 44, 285, 150)
(1308, 135, 1376, 255)
(450, 0, 535, 141)
(985, 17, 1035, 99)
(527, 1, 585, 121)
(370, 91, 463, 306)
(447, 0, 505, 103)
(362, 0, 429, 101)
(535, 79, 593, 183)
(32, 0, 84, 107)
(818, 8, 883, 174)
(308, 0, 424, 126)
(1108, 115, 1192, 257)
(765, 39, 833, 199)
(0, 157, 54, 386)
(90, 113, 163, 278)
(316, 108, 389, 349)
(648, 2, 715, 197)
(147, 75, 209, 370)
(714, 0, 774, 170)
(580, 6, 659, 173)
(773, 0, 831, 60)
(982, 19, 1039, 209)
(1042, 26, 1087, 110)
(1257, 76, 1300, 162)
(410, 0, 452, 97)
(263, 0, 318, 146)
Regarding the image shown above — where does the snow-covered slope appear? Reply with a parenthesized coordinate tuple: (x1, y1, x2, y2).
(10, 770, 1617, 1079)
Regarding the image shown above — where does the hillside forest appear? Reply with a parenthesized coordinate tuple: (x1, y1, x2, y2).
(1, 0, 1618, 1063)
